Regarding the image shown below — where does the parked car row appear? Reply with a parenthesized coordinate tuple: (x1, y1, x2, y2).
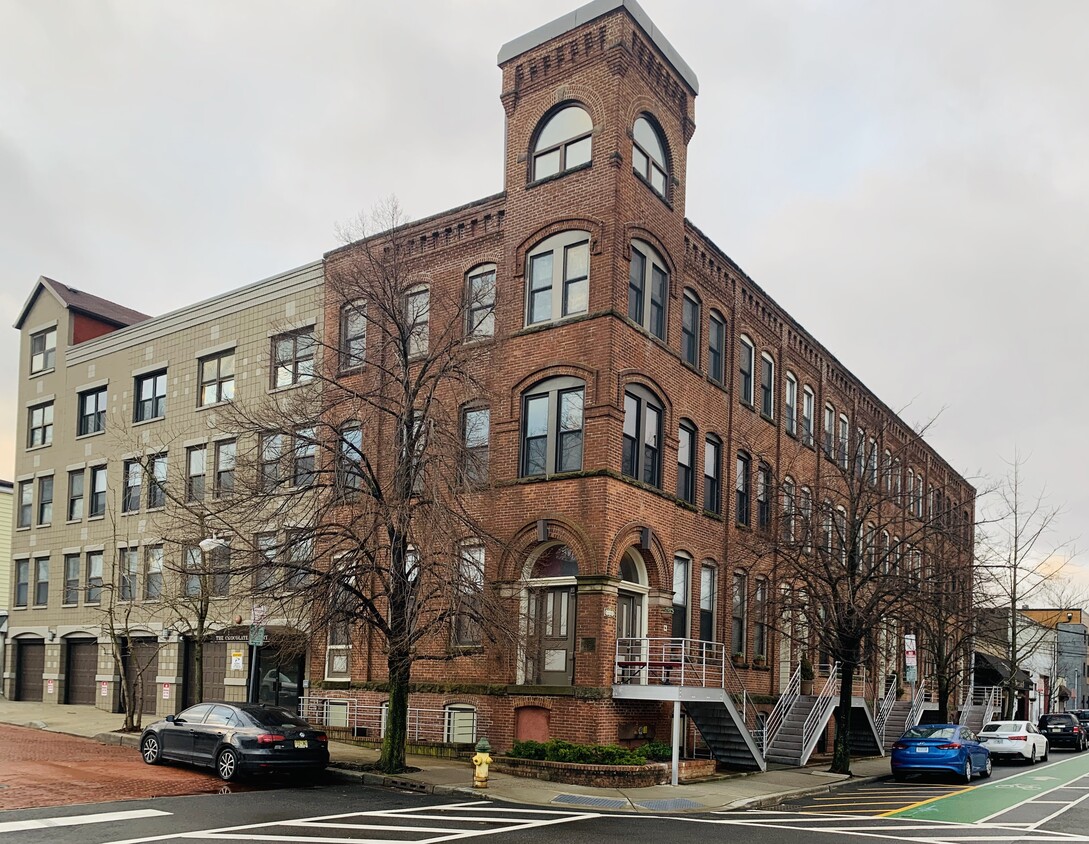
(891, 711, 1089, 783)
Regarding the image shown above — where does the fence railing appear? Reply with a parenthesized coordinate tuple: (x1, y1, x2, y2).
(764, 662, 802, 751)
(874, 673, 898, 743)
(959, 684, 1000, 726)
(906, 679, 927, 731)
(802, 661, 841, 754)
(299, 696, 483, 745)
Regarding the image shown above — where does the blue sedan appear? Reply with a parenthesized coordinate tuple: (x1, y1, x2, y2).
(891, 723, 992, 783)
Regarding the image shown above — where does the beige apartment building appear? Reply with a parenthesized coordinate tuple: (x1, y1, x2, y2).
(1, 479, 11, 686)
(5, 264, 323, 715)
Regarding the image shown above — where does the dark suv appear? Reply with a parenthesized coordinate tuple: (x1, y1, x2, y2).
(1038, 712, 1087, 751)
(1071, 709, 1089, 731)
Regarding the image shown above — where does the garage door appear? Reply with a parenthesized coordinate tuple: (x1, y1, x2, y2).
(183, 640, 227, 706)
(66, 639, 99, 705)
(15, 640, 45, 701)
(122, 638, 160, 715)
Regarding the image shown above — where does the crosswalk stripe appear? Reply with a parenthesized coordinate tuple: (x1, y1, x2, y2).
(0, 809, 171, 834)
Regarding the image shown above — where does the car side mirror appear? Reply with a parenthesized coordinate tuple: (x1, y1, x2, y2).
(167, 714, 181, 724)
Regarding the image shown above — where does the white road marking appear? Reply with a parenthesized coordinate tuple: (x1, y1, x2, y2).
(0, 809, 171, 834)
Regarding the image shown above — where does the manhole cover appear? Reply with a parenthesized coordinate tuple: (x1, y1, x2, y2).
(551, 793, 628, 809)
(634, 798, 704, 810)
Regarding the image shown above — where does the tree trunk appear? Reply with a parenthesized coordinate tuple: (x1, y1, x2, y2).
(935, 671, 951, 723)
(830, 661, 854, 775)
(378, 647, 411, 773)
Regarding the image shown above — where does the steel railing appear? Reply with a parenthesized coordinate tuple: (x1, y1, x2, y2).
(802, 661, 841, 753)
(764, 661, 802, 751)
(906, 679, 927, 731)
(299, 696, 485, 744)
(875, 673, 898, 744)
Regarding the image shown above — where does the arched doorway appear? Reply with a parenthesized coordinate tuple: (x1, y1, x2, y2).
(617, 549, 648, 640)
(524, 544, 578, 686)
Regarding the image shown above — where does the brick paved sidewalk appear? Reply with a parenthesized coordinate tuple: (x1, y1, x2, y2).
(0, 724, 229, 810)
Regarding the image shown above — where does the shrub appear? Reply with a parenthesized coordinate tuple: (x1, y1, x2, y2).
(507, 738, 651, 765)
(635, 740, 673, 762)
(509, 740, 548, 760)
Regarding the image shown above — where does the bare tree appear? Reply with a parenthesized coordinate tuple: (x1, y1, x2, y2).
(975, 450, 1078, 718)
(191, 199, 516, 773)
(740, 413, 973, 775)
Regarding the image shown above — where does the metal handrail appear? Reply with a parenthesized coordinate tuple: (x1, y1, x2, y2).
(959, 684, 999, 726)
(299, 696, 483, 744)
(802, 661, 841, 751)
(906, 679, 927, 731)
(875, 673, 898, 743)
(983, 686, 999, 726)
(765, 661, 802, 750)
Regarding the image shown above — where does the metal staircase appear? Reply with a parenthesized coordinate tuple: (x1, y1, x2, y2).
(959, 685, 999, 731)
(613, 638, 765, 771)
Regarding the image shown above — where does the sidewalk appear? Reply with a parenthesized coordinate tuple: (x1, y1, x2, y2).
(0, 699, 889, 812)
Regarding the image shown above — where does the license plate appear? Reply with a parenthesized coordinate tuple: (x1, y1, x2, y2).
(1051, 727, 1063, 732)
(294, 740, 308, 749)
(915, 746, 929, 753)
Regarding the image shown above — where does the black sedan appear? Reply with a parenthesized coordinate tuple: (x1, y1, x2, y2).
(139, 702, 329, 781)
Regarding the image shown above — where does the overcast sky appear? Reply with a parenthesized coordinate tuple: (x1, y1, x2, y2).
(2, 1, 1086, 584)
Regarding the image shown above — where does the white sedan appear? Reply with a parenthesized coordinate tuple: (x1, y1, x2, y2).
(979, 720, 1050, 764)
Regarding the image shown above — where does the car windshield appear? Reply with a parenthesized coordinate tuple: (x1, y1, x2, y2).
(982, 722, 1022, 732)
(902, 726, 956, 740)
(243, 706, 310, 728)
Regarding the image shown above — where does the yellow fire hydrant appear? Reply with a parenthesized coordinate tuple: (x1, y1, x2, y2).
(471, 738, 493, 789)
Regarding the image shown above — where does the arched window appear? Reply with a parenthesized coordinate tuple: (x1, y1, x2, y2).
(617, 549, 649, 644)
(823, 403, 836, 458)
(632, 115, 668, 196)
(677, 419, 696, 503)
(531, 543, 579, 578)
(526, 231, 589, 326)
(532, 104, 592, 180)
(672, 552, 691, 638)
(466, 264, 496, 340)
(622, 385, 663, 487)
(799, 486, 813, 553)
(520, 377, 584, 477)
(627, 240, 669, 340)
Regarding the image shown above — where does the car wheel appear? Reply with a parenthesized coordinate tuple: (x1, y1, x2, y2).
(1043, 744, 1049, 762)
(980, 756, 992, 779)
(1028, 746, 1036, 765)
(216, 748, 240, 782)
(961, 757, 973, 784)
(140, 733, 162, 765)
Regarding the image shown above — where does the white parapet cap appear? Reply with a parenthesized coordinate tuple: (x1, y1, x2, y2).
(497, 0, 699, 94)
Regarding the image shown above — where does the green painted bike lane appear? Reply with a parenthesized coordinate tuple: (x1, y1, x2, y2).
(889, 752, 1089, 823)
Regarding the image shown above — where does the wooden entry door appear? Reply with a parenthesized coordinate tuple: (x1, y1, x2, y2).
(617, 591, 642, 639)
(66, 640, 99, 705)
(527, 586, 576, 686)
(15, 640, 45, 701)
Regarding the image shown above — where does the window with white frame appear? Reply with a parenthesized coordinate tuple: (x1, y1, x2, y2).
(198, 350, 235, 406)
(30, 327, 56, 374)
(186, 446, 206, 502)
(699, 564, 716, 642)
(622, 385, 662, 487)
(627, 240, 668, 340)
(677, 420, 696, 504)
(632, 115, 668, 196)
(784, 372, 798, 437)
(731, 571, 747, 657)
(340, 301, 367, 370)
(444, 704, 478, 744)
(838, 414, 850, 471)
(453, 543, 485, 647)
(461, 407, 490, 485)
(527, 232, 589, 326)
(254, 533, 278, 592)
(86, 550, 103, 603)
(406, 285, 430, 357)
(17, 480, 32, 528)
(145, 545, 164, 600)
(531, 104, 592, 180)
(521, 378, 584, 476)
(34, 557, 49, 606)
(14, 559, 29, 607)
(823, 404, 835, 458)
(738, 336, 754, 406)
(466, 265, 496, 340)
(802, 386, 815, 447)
(122, 460, 141, 513)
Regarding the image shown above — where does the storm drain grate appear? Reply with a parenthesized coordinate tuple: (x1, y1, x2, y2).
(634, 798, 704, 811)
(551, 793, 629, 809)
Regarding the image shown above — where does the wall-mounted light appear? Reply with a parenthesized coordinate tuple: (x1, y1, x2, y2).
(162, 628, 175, 641)
(47, 630, 56, 642)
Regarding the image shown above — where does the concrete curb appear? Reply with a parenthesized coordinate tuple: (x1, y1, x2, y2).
(721, 773, 887, 811)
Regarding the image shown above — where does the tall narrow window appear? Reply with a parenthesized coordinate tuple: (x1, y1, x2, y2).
(800, 486, 813, 553)
(260, 432, 285, 492)
(868, 438, 878, 485)
(453, 544, 485, 647)
(632, 115, 668, 196)
(823, 404, 835, 458)
(285, 532, 311, 590)
(89, 466, 107, 517)
(756, 463, 771, 531)
(802, 386, 815, 447)
(681, 291, 700, 366)
(708, 311, 725, 384)
(838, 415, 850, 470)
(34, 557, 49, 606)
(855, 427, 866, 477)
(198, 350, 235, 406)
(883, 449, 893, 491)
(271, 328, 315, 388)
(672, 554, 690, 638)
(86, 550, 103, 603)
(521, 378, 585, 477)
(255, 534, 278, 592)
(337, 424, 363, 493)
(621, 386, 662, 487)
(14, 560, 29, 607)
(119, 547, 138, 601)
(704, 435, 722, 514)
(736, 451, 751, 527)
(527, 232, 590, 325)
(462, 407, 490, 485)
(700, 565, 716, 642)
(28, 402, 54, 448)
(406, 285, 430, 357)
(63, 553, 80, 604)
(738, 337, 754, 406)
(532, 104, 592, 180)
(731, 572, 747, 656)
(37, 476, 53, 525)
(293, 427, 317, 487)
(214, 440, 236, 497)
(340, 301, 367, 369)
(784, 372, 798, 436)
(184, 546, 202, 597)
(466, 265, 496, 339)
(30, 327, 56, 374)
(186, 446, 206, 502)
(760, 353, 775, 418)
(782, 476, 796, 543)
(147, 453, 166, 509)
(627, 241, 669, 340)
(122, 460, 141, 513)
(17, 480, 32, 528)
(677, 421, 696, 503)
(78, 387, 107, 436)
(753, 578, 768, 659)
(67, 469, 84, 521)
(145, 545, 164, 600)
(134, 370, 167, 422)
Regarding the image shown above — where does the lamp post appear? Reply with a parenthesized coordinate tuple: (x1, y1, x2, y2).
(196, 536, 228, 703)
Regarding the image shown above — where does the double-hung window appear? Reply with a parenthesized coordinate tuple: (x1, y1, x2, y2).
(260, 432, 285, 492)
(340, 301, 367, 369)
(37, 476, 53, 525)
(198, 351, 235, 406)
(134, 370, 167, 421)
(784, 372, 798, 436)
(145, 545, 164, 600)
(214, 440, 235, 497)
(627, 240, 668, 340)
(88, 466, 107, 517)
(147, 453, 167, 508)
(406, 286, 430, 357)
(14, 560, 29, 607)
(527, 232, 589, 325)
(708, 312, 725, 384)
(621, 386, 662, 487)
(802, 386, 815, 447)
(738, 337, 754, 406)
(63, 554, 81, 604)
(86, 551, 103, 603)
(521, 378, 584, 476)
(119, 547, 138, 601)
(186, 446, 206, 501)
(823, 404, 836, 458)
(122, 460, 141, 513)
(337, 424, 363, 493)
(838, 414, 850, 471)
(30, 328, 56, 374)
(28, 402, 53, 448)
(78, 388, 107, 435)
(67, 469, 84, 521)
(757, 463, 771, 531)
(293, 427, 316, 487)
(271, 328, 315, 388)
(731, 572, 747, 656)
(677, 421, 696, 503)
(34, 557, 49, 606)
(17, 480, 32, 528)
(704, 435, 722, 514)
(735, 451, 751, 527)
(453, 544, 485, 647)
(760, 353, 774, 418)
(681, 292, 700, 366)
(466, 266, 496, 340)
(462, 407, 490, 485)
